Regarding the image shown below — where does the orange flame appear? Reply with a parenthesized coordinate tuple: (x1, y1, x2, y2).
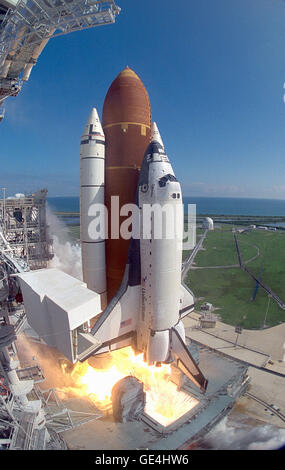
(59, 346, 198, 426)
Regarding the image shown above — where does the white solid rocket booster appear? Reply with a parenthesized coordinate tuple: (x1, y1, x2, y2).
(80, 108, 107, 308)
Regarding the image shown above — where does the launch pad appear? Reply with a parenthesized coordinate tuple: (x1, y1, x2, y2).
(4, 328, 249, 450)
(54, 340, 249, 450)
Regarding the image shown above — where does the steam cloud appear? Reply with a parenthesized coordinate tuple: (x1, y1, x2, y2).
(200, 415, 285, 450)
(46, 207, 83, 280)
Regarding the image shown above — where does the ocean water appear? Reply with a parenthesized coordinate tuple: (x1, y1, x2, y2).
(47, 197, 80, 213)
(183, 197, 285, 216)
(47, 196, 285, 217)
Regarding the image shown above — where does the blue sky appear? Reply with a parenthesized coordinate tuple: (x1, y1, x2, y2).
(2, 0, 285, 198)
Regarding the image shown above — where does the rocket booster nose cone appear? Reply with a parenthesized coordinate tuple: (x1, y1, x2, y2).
(151, 122, 164, 149)
(81, 107, 104, 138)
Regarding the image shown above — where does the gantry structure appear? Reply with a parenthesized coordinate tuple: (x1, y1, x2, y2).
(0, 0, 120, 114)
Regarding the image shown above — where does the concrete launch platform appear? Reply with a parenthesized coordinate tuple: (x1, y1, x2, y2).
(60, 341, 249, 450)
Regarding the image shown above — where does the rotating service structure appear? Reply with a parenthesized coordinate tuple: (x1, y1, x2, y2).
(0, 0, 121, 112)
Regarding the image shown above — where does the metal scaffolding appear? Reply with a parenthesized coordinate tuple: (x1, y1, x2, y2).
(0, 0, 120, 105)
(0, 188, 53, 270)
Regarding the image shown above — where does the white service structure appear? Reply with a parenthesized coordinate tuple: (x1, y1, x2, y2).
(16, 268, 102, 363)
(80, 108, 107, 309)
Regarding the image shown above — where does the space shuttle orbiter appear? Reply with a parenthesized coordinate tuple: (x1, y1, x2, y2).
(80, 127, 208, 393)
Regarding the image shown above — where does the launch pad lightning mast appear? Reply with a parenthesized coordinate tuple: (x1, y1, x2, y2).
(0, 0, 120, 115)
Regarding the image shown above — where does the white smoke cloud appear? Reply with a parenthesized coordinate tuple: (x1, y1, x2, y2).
(46, 207, 83, 281)
(202, 416, 285, 450)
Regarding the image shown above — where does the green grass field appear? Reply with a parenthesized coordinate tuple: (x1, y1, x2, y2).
(184, 226, 285, 329)
(238, 231, 285, 301)
(186, 267, 284, 329)
(194, 229, 257, 267)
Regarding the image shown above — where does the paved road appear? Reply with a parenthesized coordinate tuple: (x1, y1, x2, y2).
(182, 229, 208, 281)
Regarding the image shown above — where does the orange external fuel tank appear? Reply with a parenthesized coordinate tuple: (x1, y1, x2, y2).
(102, 67, 151, 302)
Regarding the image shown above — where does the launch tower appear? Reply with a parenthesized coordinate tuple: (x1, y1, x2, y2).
(0, 189, 53, 270)
(0, 0, 120, 111)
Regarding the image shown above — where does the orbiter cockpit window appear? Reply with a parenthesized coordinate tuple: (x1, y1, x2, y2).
(158, 174, 178, 187)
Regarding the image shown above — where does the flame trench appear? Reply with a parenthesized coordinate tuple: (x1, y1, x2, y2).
(59, 347, 199, 427)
